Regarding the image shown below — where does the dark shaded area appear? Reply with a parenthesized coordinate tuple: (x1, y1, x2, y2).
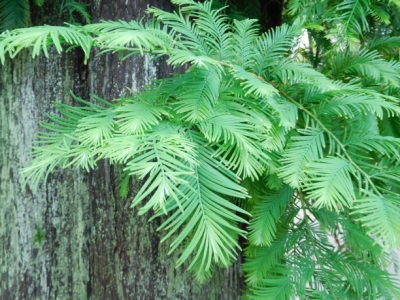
(226, 0, 284, 31)
(260, 0, 284, 32)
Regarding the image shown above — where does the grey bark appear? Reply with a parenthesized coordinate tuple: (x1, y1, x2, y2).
(0, 1, 243, 299)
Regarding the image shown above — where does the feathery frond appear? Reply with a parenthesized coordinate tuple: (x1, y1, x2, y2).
(315, 89, 400, 119)
(279, 127, 326, 188)
(231, 18, 258, 68)
(126, 124, 197, 214)
(272, 59, 337, 90)
(248, 186, 294, 246)
(253, 21, 302, 75)
(330, 49, 400, 86)
(0, 24, 92, 63)
(304, 156, 356, 210)
(0, 0, 30, 31)
(367, 36, 400, 55)
(85, 20, 170, 55)
(333, 0, 373, 39)
(22, 96, 103, 189)
(114, 100, 171, 135)
(173, 66, 221, 121)
(155, 130, 249, 280)
(229, 64, 278, 98)
(198, 112, 267, 179)
(174, 0, 232, 60)
(352, 193, 400, 249)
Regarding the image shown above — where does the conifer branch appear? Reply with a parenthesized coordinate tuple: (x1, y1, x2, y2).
(278, 86, 384, 198)
(299, 190, 339, 300)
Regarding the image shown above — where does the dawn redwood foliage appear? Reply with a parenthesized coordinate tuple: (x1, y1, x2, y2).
(1, 0, 400, 298)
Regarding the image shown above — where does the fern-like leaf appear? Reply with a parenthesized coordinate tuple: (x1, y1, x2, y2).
(76, 110, 116, 147)
(85, 19, 169, 55)
(352, 193, 400, 249)
(0, 0, 30, 31)
(272, 59, 337, 91)
(253, 21, 302, 75)
(173, 66, 221, 122)
(316, 89, 400, 119)
(304, 157, 356, 210)
(198, 112, 268, 179)
(231, 19, 258, 68)
(174, 0, 231, 60)
(330, 49, 400, 86)
(22, 99, 100, 189)
(0, 24, 92, 63)
(114, 100, 171, 135)
(279, 127, 326, 188)
(229, 64, 278, 98)
(248, 186, 294, 246)
(155, 131, 249, 280)
(125, 123, 197, 214)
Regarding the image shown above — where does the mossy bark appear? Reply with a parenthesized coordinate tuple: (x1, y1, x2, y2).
(0, 1, 243, 299)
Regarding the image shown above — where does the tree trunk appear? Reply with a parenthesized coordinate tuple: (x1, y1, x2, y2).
(0, 1, 243, 299)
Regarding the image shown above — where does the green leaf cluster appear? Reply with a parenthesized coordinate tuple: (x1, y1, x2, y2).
(0, 0, 90, 31)
(2, 0, 400, 298)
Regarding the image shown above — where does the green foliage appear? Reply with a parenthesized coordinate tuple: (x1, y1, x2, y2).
(0, 0, 90, 31)
(0, 24, 92, 63)
(2, 0, 400, 298)
(0, 0, 29, 31)
(58, 0, 91, 24)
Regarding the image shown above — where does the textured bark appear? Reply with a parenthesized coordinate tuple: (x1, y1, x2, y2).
(0, 1, 243, 299)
